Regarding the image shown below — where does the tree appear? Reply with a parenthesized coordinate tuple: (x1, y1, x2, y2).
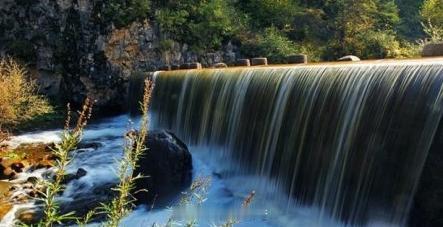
(420, 0, 443, 41)
(325, 0, 401, 59)
(236, 0, 301, 30)
(156, 0, 242, 52)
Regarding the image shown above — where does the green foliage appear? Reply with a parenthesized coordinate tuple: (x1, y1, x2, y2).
(421, 0, 443, 26)
(420, 0, 443, 42)
(156, 0, 242, 52)
(103, 0, 151, 28)
(236, 0, 300, 30)
(326, 30, 402, 59)
(395, 0, 424, 40)
(240, 27, 298, 63)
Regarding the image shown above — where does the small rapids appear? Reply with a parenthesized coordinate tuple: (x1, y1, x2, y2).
(0, 115, 347, 227)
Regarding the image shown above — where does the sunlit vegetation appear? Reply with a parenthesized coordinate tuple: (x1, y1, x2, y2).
(0, 59, 53, 132)
(420, 0, 443, 42)
(149, 0, 434, 61)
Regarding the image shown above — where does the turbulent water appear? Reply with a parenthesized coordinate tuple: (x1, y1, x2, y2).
(2, 60, 443, 227)
(151, 60, 443, 226)
(2, 116, 316, 227)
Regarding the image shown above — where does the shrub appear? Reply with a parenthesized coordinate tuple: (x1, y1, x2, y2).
(236, 0, 300, 30)
(103, 0, 151, 28)
(0, 59, 53, 130)
(420, 0, 443, 42)
(156, 0, 243, 52)
(325, 30, 402, 60)
(240, 27, 298, 63)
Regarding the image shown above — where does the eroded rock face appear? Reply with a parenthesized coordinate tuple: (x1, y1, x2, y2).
(132, 130, 193, 206)
(0, 0, 238, 113)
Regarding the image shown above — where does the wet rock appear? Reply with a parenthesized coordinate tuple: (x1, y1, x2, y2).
(422, 42, 443, 57)
(26, 177, 39, 184)
(62, 168, 88, 184)
(59, 182, 117, 220)
(133, 130, 192, 206)
(338, 55, 361, 61)
(15, 208, 43, 225)
(77, 142, 102, 150)
(10, 162, 25, 173)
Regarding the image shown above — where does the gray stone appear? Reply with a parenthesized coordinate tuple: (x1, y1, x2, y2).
(338, 55, 361, 61)
(236, 59, 251, 67)
(251, 58, 268, 66)
(288, 54, 308, 64)
(213, 63, 228, 68)
(422, 42, 443, 57)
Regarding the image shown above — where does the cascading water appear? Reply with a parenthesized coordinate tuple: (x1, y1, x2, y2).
(150, 60, 443, 226)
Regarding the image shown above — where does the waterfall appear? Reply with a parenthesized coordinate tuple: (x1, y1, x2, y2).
(148, 60, 443, 226)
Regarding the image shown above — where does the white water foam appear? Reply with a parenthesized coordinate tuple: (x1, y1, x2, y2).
(2, 115, 358, 226)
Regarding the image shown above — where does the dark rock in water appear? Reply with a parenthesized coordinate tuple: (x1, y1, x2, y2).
(62, 168, 88, 184)
(422, 42, 443, 57)
(10, 162, 24, 173)
(133, 130, 192, 206)
(409, 122, 443, 227)
(171, 65, 180, 70)
(77, 142, 102, 150)
(26, 177, 39, 184)
(338, 55, 360, 61)
(251, 58, 268, 66)
(15, 208, 43, 225)
(213, 63, 228, 68)
(59, 181, 117, 222)
(236, 59, 251, 66)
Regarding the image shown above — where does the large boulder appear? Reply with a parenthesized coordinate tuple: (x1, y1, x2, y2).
(133, 131, 192, 206)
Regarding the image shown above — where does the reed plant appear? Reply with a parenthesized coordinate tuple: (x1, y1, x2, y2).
(22, 99, 93, 227)
(100, 79, 154, 227)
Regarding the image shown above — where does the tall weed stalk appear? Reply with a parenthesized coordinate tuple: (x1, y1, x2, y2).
(101, 79, 154, 227)
(28, 99, 93, 227)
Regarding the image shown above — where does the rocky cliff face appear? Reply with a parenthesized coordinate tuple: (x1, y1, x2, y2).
(0, 0, 238, 113)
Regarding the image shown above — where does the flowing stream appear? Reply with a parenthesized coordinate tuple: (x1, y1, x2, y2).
(1, 59, 443, 226)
